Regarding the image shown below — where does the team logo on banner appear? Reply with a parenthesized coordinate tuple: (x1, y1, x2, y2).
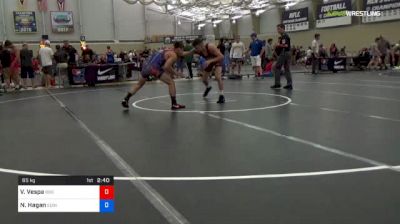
(57, 0, 65, 11)
(37, 0, 48, 11)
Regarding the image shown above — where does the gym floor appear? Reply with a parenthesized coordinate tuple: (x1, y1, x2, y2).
(1, 70, 400, 224)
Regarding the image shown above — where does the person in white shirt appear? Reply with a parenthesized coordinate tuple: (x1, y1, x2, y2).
(39, 40, 54, 88)
(311, 33, 320, 74)
(306, 47, 312, 58)
(128, 50, 134, 62)
(230, 35, 245, 76)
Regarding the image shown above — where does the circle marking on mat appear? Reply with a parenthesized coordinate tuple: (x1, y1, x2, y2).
(132, 92, 292, 113)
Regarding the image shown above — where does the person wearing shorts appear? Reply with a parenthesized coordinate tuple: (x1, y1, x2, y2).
(192, 38, 225, 104)
(39, 40, 54, 88)
(1, 40, 21, 91)
(247, 33, 264, 78)
(230, 35, 245, 76)
(20, 43, 35, 88)
(121, 42, 186, 110)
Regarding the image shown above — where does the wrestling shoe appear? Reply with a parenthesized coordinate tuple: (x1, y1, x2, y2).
(171, 104, 186, 110)
(121, 99, 129, 108)
(270, 84, 281, 89)
(203, 86, 212, 97)
(217, 95, 225, 104)
(283, 85, 293, 90)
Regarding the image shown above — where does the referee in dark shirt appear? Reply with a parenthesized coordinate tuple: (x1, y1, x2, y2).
(271, 24, 293, 90)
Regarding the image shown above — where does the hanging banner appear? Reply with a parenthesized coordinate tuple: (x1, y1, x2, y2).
(362, 0, 400, 23)
(37, 0, 48, 12)
(316, 0, 352, 28)
(57, 0, 66, 11)
(17, 0, 28, 9)
(164, 35, 202, 44)
(50, 11, 74, 33)
(13, 11, 37, 33)
(282, 7, 309, 32)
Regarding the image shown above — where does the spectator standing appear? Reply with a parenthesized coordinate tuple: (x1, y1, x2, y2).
(81, 45, 95, 63)
(271, 24, 293, 90)
(119, 50, 128, 62)
(393, 41, 400, 67)
(264, 38, 273, 64)
(217, 38, 226, 76)
(106, 46, 115, 64)
(377, 36, 390, 69)
(38, 40, 54, 88)
(63, 40, 77, 65)
(63, 41, 77, 85)
(54, 45, 69, 87)
(20, 43, 35, 88)
(184, 40, 194, 79)
(389, 42, 400, 68)
(141, 47, 150, 58)
(311, 33, 320, 74)
(128, 50, 134, 62)
(291, 46, 297, 65)
(247, 33, 264, 78)
(224, 39, 231, 75)
(0, 42, 12, 91)
(175, 57, 185, 78)
(217, 38, 226, 55)
(261, 38, 273, 70)
(1, 40, 21, 91)
(330, 43, 338, 58)
(230, 35, 245, 76)
(368, 37, 382, 70)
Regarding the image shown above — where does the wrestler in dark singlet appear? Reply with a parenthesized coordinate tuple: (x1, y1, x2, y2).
(192, 38, 225, 104)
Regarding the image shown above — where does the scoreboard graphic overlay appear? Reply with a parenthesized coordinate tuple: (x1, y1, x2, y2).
(18, 176, 114, 213)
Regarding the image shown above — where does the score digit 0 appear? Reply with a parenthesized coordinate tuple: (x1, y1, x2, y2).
(100, 186, 114, 200)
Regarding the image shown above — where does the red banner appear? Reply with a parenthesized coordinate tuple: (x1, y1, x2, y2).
(37, 0, 48, 11)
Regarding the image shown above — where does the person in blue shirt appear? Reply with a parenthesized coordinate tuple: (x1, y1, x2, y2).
(246, 33, 264, 78)
(106, 46, 115, 64)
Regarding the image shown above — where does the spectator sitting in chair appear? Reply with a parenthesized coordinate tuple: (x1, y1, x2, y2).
(353, 48, 370, 69)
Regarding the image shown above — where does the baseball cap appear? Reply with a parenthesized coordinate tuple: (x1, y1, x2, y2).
(44, 40, 51, 45)
(250, 33, 257, 37)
